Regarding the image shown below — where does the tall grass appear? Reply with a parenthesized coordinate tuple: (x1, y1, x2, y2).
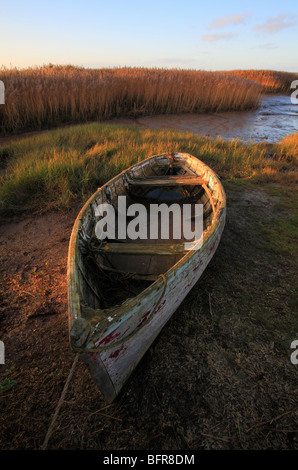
(0, 66, 261, 135)
(0, 124, 297, 220)
(274, 132, 298, 160)
(226, 69, 298, 93)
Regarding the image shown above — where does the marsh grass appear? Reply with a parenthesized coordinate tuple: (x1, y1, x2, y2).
(0, 66, 261, 135)
(257, 185, 298, 257)
(226, 69, 298, 93)
(0, 367, 16, 393)
(273, 132, 298, 162)
(0, 124, 297, 220)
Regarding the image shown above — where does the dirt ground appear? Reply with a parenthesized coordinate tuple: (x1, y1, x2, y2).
(0, 185, 297, 450)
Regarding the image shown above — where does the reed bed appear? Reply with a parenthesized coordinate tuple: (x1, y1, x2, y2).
(226, 69, 298, 93)
(0, 66, 261, 135)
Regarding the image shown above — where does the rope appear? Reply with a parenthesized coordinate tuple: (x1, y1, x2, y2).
(41, 353, 79, 450)
(41, 275, 167, 448)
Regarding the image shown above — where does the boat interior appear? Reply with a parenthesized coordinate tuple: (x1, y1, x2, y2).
(78, 154, 221, 311)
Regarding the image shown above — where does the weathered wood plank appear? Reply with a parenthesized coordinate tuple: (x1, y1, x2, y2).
(128, 175, 208, 186)
(99, 241, 199, 255)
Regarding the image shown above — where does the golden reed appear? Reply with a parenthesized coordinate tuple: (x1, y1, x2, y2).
(226, 69, 298, 93)
(0, 65, 265, 135)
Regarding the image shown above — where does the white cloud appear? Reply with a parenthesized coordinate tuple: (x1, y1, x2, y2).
(255, 14, 296, 34)
(253, 43, 278, 50)
(203, 33, 238, 42)
(209, 13, 250, 30)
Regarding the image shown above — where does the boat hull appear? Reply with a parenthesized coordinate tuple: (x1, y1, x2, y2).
(67, 152, 226, 402)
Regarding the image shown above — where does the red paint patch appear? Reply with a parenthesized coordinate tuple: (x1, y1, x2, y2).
(184, 282, 193, 290)
(98, 325, 121, 346)
(193, 259, 203, 271)
(98, 325, 131, 348)
(137, 309, 152, 328)
(154, 299, 166, 314)
(109, 344, 126, 359)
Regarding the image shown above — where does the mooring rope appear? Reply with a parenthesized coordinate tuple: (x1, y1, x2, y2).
(41, 353, 80, 450)
(41, 274, 167, 449)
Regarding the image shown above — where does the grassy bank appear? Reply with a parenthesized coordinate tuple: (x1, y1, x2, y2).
(0, 66, 262, 135)
(0, 124, 297, 220)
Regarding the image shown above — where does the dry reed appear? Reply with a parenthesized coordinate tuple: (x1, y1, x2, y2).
(0, 66, 261, 135)
(226, 69, 298, 93)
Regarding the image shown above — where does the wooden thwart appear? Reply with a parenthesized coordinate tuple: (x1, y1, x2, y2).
(127, 175, 208, 187)
(100, 241, 196, 255)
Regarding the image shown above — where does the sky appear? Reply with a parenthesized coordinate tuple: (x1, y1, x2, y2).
(1, 0, 298, 71)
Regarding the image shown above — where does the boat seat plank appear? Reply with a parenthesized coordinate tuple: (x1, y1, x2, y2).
(99, 241, 193, 255)
(127, 175, 208, 187)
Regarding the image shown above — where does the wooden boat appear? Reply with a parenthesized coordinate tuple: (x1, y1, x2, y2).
(67, 152, 226, 402)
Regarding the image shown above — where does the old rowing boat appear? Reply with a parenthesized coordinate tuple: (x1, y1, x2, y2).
(67, 152, 226, 402)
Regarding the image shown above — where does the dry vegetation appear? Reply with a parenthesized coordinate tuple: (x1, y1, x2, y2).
(0, 66, 262, 135)
(227, 69, 298, 93)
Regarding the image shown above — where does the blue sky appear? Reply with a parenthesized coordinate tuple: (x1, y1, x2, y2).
(1, 0, 298, 71)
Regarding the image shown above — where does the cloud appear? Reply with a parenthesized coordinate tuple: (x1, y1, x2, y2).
(152, 57, 198, 67)
(258, 42, 278, 50)
(203, 33, 238, 42)
(254, 14, 296, 34)
(209, 13, 250, 30)
(254, 43, 278, 50)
